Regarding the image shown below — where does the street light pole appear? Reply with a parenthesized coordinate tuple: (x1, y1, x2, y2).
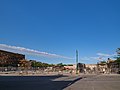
(76, 50, 78, 74)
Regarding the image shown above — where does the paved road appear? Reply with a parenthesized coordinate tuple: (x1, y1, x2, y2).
(0, 75, 81, 90)
(64, 74, 120, 90)
(0, 74, 120, 90)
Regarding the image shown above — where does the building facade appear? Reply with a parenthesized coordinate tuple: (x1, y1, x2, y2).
(85, 64, 97, 74)
(107, 58, 120, 74)
(97, 62, 108, 74)
(0, 50, 25, 67)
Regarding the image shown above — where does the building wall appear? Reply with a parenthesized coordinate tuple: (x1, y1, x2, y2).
(85, 64, 97, 74)
(0, 50, 25, 67)
(85, 64, 97, 69)
(64, 64, 76, 70)
(107, 59, 120, 74)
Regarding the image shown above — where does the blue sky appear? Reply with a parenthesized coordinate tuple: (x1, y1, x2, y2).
(0, 0, 120, 64)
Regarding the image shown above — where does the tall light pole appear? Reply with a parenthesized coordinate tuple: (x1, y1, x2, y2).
(76, 50, 78, 74)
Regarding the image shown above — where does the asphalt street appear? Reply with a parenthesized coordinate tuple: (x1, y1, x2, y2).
(0, 75, 81, 90)
(0, 74, 120, 90)
(64, 74, 120, 90)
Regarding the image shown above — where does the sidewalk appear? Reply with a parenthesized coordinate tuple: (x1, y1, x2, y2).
(0, 71, 80, 76)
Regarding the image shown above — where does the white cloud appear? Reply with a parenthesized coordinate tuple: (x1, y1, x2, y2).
(97, 53, 110, 57)
(97, 53, 116, 57)
(0, 44, 74, 60)
(90, 57, 99, 60)
(80, 56, 99, 61)
(80, 56, 109, 63)
(80, 57, 90, 61)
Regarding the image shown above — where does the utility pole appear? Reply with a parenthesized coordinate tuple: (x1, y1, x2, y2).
(76, 50, 78, 74)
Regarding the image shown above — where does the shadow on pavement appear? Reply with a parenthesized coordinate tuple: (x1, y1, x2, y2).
(0, 75, 82, 90)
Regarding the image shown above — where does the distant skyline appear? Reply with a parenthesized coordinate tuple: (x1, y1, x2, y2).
(0, 0, 120, 64)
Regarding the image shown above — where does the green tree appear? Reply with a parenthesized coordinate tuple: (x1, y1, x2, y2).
(116, 48, 120, 63)
(30, 60, 51, 68)
(57, 63, 64, 67)
(100, 61, 106, 64)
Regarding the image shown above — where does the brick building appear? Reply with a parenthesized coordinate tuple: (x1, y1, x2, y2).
(0, 50, 25, 67)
